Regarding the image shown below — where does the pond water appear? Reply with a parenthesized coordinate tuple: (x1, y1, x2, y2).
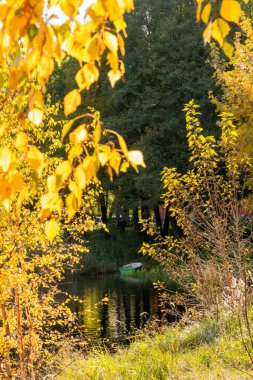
(61, 274, 163, 342)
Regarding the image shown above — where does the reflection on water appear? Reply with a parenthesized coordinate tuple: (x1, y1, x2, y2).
(61, 274, 161, 341)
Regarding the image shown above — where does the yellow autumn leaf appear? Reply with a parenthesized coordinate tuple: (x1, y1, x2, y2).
(212, 21, 223, 47)
(203, 21, 213, 44)
(9, 67, 19, 90)
(128, 150, 146, 168)
(68, 144, 83, 163)
(61, 119, 76, 142)
(28, 109, 43, 126)
(58, 0, 79, 18)
(74, 165, 86, 189)
(120, 161, 129, 173)
(201, 3, 211, 24)
(107, 52, 119, 70)
(66, 192, 78, 221)
(117, 134, 128, 157)
(82, 155, 98, 183)
(103, 0, 121, 20)
(69, 125, 88, 144)
(103, 31, 118, 55)
(114, 19, 127, 33)
(45, 219, 60, 242)
(41, 192, 59, 210)
(0, 148, 12, 172)
(61, 114, 85, 141)
(33, 90, 44, 107)
(109, 150, 121, 175)
(41, 192, 62, 214)
(3, 199, 9, 211)
(55, 161, 72, 182)
(196, 0, 204, 22)
(75, 64, 99, 90)
(64, 89, 81, 116)
(0, 177, 12, 201)
(39, 208, 52, 221)
(85, 34, 100, 62)
(220, 0, 241, 25)
(7, 170, 24, 192)
(69, 181, 82, 207)
(27, 147, 44, 177)
(108, 69, 122, 87)
(222, 40, 234, 58)
(88, 1, 105, 19)
(15, 132, 28, 152)
(25, 50, 41, 72)
(29, 89, 44, 110)
(218, 18, 231, 39)
(212, 18, 230, 47)
(98, 151, 111, 166)
(118, 0, 134, 12)
(119, 59, 125, 73)
(107, 165, 113, 180)
(117, 34, 125, 55)
(47, 175, 58, 193)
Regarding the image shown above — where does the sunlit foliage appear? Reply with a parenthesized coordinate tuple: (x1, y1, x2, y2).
(0, 94, 98, 378)
(0, 1, 144, 377)
(141, 100, 252, 315)
(0, 0, 132, 103)
(196, 0, 250, 57)
(210, 15, 253, 182)
(0, 0, 145, 239)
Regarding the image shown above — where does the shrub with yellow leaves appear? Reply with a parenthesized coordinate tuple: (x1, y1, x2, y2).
(0, 94, 94, 379)
(210, 15, 253, 179)
(141, 101, 253, 344)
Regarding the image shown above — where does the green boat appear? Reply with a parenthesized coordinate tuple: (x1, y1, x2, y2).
(119, 262, 143, 276)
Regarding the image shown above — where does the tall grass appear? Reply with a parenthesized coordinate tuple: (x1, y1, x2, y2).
(54, 314, 253, 379)
(122, 268, 178, 289)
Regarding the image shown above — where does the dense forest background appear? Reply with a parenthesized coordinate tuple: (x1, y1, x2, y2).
(48, 0, 218, 235)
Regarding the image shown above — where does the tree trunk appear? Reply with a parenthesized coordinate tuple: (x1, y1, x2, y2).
(15, 287, 27, 380)
(1, 304, 12, 379)
(122, 206, 129, 224)
(154, 204, 162, 234)
(99, 192, 108, 225)
(133, 207, 141, 235)
(141, 205, 150, 241)
(169, 212, 184, 238)
(108, 200, 114, 223)
(161, 206, 170, 237)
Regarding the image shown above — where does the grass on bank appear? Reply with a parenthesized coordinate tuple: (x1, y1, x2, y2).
(80, 225, 158, 274)
(55, 314, 253, 380)
(121, 268, 178, 289)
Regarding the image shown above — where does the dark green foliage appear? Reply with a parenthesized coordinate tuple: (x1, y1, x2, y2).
(48, 0, 217, 214)
(102, 0, 217, 210)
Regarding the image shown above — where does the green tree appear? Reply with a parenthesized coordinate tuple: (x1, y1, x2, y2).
(96, 0, 217, 231)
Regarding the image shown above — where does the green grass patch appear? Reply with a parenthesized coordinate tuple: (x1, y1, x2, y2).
(80, 226, 158, 274)
(120, 268, 178, 289)
(54, 314, 253, 379)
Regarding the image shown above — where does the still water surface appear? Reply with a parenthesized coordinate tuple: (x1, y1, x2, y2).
(62, 274, 162, 341)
